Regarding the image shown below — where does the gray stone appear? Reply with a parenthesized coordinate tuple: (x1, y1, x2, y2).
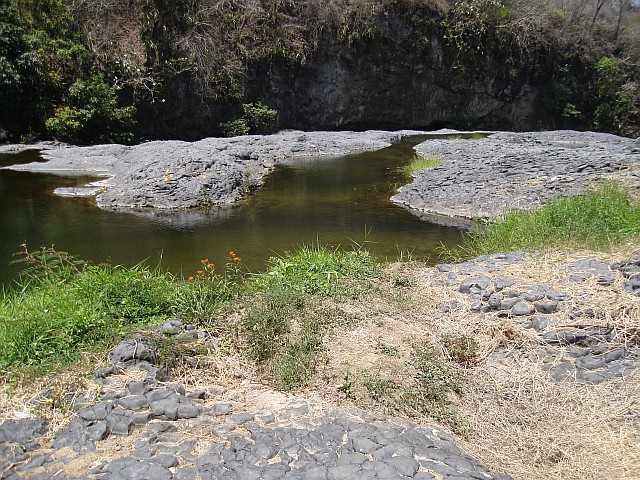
(534, 301, 558, 314)
(230, 413, 254, 425)
(148, 454, 179, 468)
(327, 464, 361, 479)
(352, 437, 378, 454)
(213, 402, 233, 415)
(0, 419, 48, 444)
(577, 354, 607, 370)
(177, 404, 201, 419)
(511, 301, 535, 316)
(523, 292, 544, 302)
(385, 456, 420, 476)
(107, 408, 135, 436)
(500, 298, 520, 310)
(543, 331, 588, 345)
(109, 337, 159, 365)
(79, 402, 113, 421)
(175, 466, 199, 480)
(127, 381, 151, 396)
(605, 348, 626, 363)
(118, 396, 148, 411)
(459, 276, 490, 294)
(161, 318, 184, 335)
(487, 293, 503, 309)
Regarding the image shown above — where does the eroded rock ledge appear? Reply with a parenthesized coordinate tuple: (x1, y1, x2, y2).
(3, 130, 416, 210)
(392, 131, 640, 221)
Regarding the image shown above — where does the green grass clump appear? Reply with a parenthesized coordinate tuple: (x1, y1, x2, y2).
(239, 289, 335, 391)
(238, 244, 377, 390)
(0, 265, 177, 372)
(0, 242, 376, 387)
(399, 154, 444, 177)
(255, 244, 378, 297)
(447, 183, 640, 260)
(0, 247, 230, 375)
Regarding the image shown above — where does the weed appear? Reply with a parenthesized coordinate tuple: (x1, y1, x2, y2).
(363, 372, 400, 403)
(240, 289, 296, 363)
(442, 334, 479, 366)
(269, 334, 325, 391)
(376, 341, 400, 357)
(255, 244, 378, 298)
(357, 346, 467, 433)
(398, 154, 444, 177)
(392, 274, 414, 288)
(338, 371, 356, 399)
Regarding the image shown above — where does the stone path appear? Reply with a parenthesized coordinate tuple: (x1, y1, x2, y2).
(1, 335, 511, 479)
(392, 130, 640, 221)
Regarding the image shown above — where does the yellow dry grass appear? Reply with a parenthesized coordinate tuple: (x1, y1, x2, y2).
(1, 247, 638, 480)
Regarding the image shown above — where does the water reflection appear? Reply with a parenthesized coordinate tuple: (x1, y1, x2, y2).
(0, 141, 464, 287)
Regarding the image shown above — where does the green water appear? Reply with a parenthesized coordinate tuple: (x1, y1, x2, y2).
(0, 140, 463, 286)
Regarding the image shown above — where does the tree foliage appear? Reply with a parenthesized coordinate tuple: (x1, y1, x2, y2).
(0, 0, 136, 143)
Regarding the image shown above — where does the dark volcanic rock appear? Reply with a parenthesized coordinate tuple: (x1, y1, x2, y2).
(392, 131, 640, 221)
(4, 130, 409, 210)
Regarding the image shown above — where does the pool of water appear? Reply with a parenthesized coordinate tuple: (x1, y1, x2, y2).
(0, 139, 463, 287)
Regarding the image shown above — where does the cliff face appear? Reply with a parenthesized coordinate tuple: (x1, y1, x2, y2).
(125, 2, 552, 140)
(253, 39, 540, 132)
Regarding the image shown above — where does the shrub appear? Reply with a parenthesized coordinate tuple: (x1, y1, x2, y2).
(45, 74, 136, 144)
(220, 101, 277, 137)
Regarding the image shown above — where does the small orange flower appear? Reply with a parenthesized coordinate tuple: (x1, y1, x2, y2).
(233, 257, 241, 262)
(197, 270, 204, 275)
(207, 263, 214, 269)
(201, 258, 209, 264)
(55, 389, 61, 398)
(229, 251, 235, 256)
(188, 276, 194, 281)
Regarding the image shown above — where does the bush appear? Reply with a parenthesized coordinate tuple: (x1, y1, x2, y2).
(220, 101, 277, 137)
(45, 74, 136, 144)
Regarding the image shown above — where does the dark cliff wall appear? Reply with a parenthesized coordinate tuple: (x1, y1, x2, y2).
(126, 1, 558, 140)
(66, 0, 637, 141)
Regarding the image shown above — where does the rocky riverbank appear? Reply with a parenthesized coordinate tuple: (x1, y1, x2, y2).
(4, 130, 639, 223)
(2, 130, 415, 210)
(1, 247, 638, 479)
(392, 130, 640, 221)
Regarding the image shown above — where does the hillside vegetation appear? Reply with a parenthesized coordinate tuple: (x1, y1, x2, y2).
(0, 0, 639, 142)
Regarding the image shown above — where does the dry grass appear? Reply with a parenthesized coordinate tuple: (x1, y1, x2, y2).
(1, 247, 639, 480)
(458, 356, 639, 480)
(300, 247, 640, 479)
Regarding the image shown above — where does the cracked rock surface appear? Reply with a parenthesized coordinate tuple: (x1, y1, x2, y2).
(3, 130, 415, 210)
(1, 367, 510, 479)
(430, 250, 640, 385)
(392, 130, 640, 221)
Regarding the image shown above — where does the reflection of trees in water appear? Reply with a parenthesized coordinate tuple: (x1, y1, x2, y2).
(114, 205, 240, 230)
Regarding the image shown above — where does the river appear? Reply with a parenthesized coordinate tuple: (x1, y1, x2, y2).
(0, 138, 463, 287)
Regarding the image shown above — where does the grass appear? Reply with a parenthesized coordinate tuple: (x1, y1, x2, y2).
(0, 254, 189, 373)
(357, 345, 467, 434)
(0, 242, 378, 388)
(238, 244, 377, 390)
(444, 183, 640, 261)
(398, 154, 444, 177)
(252, 243, 378, 297)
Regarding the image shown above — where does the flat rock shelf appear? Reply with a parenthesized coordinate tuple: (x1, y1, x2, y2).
(392, 130, 640, 221)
